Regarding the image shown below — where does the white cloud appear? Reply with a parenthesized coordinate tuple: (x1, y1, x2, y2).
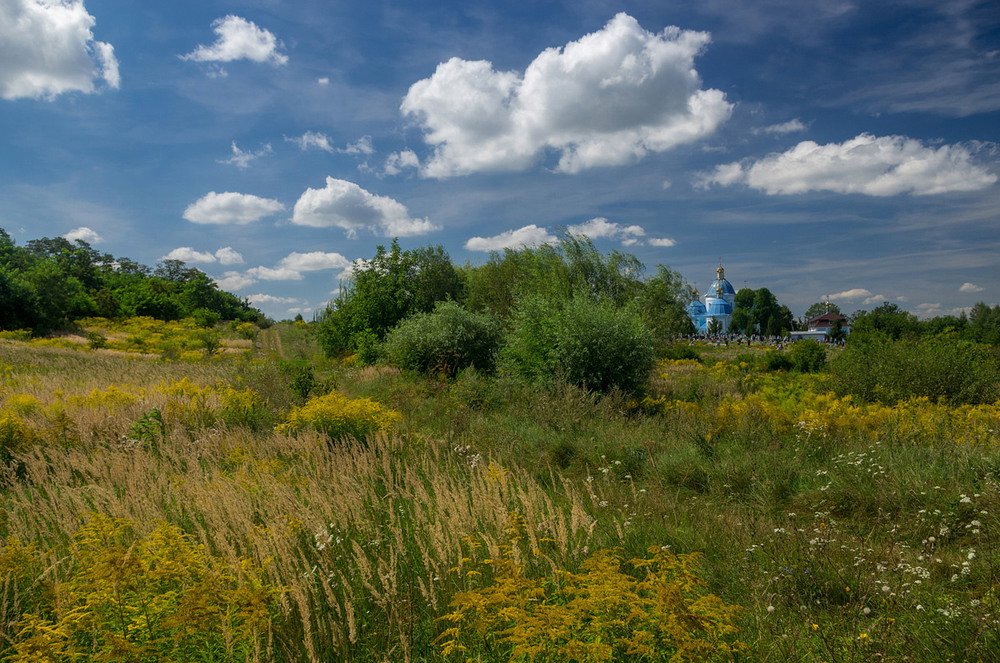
(277, 251, 351, 273)
(384, 150, 420, 176)
(248, 293, 302, 305)
(286, 131, 335, 153)
(245, 265, 303, 281)
(648, 237, 677, 247)
(863, 294, 888, 306)
(464, 224, 557, 252)
(214, 271, 255, 291)
(163, 247, 216, 264)
(959, 282, 984, 293)
(183, 191, 284, 225)
(63, 226, 102, 244)
(401, 13, 731, 177)
(245, 251, 352, 282)
(181, 15, 287, 67)
(756, 119, 807, 135)
(219, 141, 272, 168)
(0, 0, 120, 100)
(291, 177, 439, 237)
(215, 246, 244, 265)
(317, 77, 329, 86)
(568, 217, 646, 245)
(698, 134, 997, 196)
(342, 136, 374, 155)
(829, 288, 873, 300)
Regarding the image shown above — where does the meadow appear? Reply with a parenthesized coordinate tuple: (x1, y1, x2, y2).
(1, 322, 998, 662)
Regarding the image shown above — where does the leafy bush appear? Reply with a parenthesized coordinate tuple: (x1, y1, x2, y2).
(662, 343, 701, 362)
(830, 334, 1000, 404)
(382, 301, 502, 376)
(762, 349, 792, 371)
(439, 546, 745, 662)
(787, 339, 826, 372)
(9, 515, 277, 663)
(279, 391, 400, 441)
(504, 295, 655, 394)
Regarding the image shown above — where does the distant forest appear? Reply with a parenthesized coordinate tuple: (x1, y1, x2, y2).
(0, 229, 262, 334)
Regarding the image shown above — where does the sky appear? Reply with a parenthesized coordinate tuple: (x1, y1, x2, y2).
(1, 0, 998, 321)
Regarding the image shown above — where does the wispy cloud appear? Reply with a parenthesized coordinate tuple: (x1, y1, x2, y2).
(218, 141, 272, 168)
(959, 282, 984, 293)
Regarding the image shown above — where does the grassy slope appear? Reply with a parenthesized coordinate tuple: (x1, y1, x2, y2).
(2, 324, 999, 661)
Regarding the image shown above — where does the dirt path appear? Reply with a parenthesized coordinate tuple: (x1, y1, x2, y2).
(259, 326, 288, 361)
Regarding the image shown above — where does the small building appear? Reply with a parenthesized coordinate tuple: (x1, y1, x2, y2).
(790, 307, 850, 341)
(688, 264, 736, 334)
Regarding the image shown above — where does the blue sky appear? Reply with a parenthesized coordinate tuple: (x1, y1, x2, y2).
(1, 0, 998, 320)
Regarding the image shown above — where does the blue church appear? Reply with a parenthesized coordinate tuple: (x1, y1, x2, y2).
(687, 264, 736, 334)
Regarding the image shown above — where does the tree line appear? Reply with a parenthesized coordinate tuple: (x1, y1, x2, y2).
(0, 229, 262, 334)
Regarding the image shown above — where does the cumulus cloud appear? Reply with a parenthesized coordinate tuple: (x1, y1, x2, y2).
(246, 251, 352, 282)
(286, 131, 335, 153)
(215, 246, 244, 265)
(960, 282, 984, 293)
(63, 226, 102, 244)
(863, 294, 887, 306)
(163, 247, 216, 264)
(829, 288, 873, 300)
(648, 237, 677, 247)
(0, 0, 120, 100)
(291, 177, 439, 237)
(181, 15, 287, 67)
(214, 271, 255, 291)
(568, 217, 645, 245)
(698, 134, 997, 196)
(401, 13, 731, 177)
(248, 293, 302, 306)
(464, 224, 557, 252)
(183, 191, 284, 225)
(384, 150, 420, 176)
(219, 141, 272, 168)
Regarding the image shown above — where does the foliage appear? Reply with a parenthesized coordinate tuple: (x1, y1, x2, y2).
(786, 339, 827, 372)
(382, 301, 503, 376)
(463, 231, 645, 320)
(0, 229, 260, 334)
(316, 240, 463, 357)
(830, 334, 1000, 404)
(439, 545, 744, 662)
(503, 295, 655, 394)
(279, 391, 401, 441)
(850, 302, 920, 340)
(803, 301, 841, 320)
(662, 343, 701, 362)
(633, 265, 696, 346)
(730, 287, 794, 336)
(9, 515, 277, 663)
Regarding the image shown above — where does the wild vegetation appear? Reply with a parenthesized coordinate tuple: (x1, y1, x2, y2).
(2, 236, 1000, 662)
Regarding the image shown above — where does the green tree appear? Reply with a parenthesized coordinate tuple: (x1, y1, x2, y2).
(803, 301, 841, 320)
(851, 302, 919, 340)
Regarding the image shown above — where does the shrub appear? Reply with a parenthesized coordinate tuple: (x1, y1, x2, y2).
(662, 343, 701, 362)
(439, 546, 745, 662)
(830, 334, 1000, 404)
(383, 301, 502, 377)
(787, 339, 826, 372)
(504, 295, 655, 394)
(0, 410, 37, 461)
(191, 307, 221, 328)
(10, 515, 277, 663)
(279, 391, 400, 442)
(762, 349, 792, 371)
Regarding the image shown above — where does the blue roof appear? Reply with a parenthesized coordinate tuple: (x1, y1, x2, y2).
(687, 300, 707, 315)
(706, 299, 732, 316)
(705, 278, 736, 298)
